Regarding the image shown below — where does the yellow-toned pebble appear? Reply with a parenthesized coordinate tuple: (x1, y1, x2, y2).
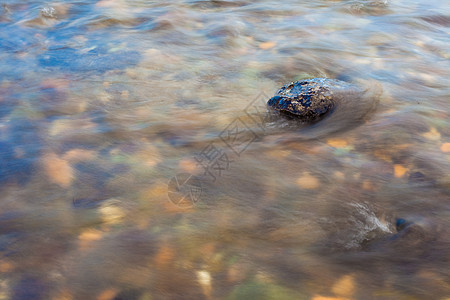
(79, 229, 103, 242)
(63, 149, 96, 162)
(197, 270, 212, 298)
(134, 149, 161, 168)
(312, 296, 347, 300)
(362, 180, 375, 191)
(41, 78, 70, 90)
(333, 171, 345, 180)
(120, 90, 129, 99)
(422, 127, 441, 141)
(0, 260, 14, 272)
(78, 229, 103, 251)
(327, 138, 348, 148)
(373, 150, 392, 162)
(96, 288, 119, 300)
(153, 244, 175, 269)
(440, 142, 450, 153)
(41, 152, 74, 187)
(394, 164, 409, 178)
(179, 158, 198, 173)
(99, 199, 126, 225)
(145, 183, 168, 199)
(259, 41, 276, 50)
(267, 149, 291, 159)
(49, 119, 97, 136)
(297, 172, 320, 189)
(332, 274, 355, 298)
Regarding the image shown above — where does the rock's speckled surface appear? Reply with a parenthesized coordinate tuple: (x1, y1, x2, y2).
(267, 78, 355, 121)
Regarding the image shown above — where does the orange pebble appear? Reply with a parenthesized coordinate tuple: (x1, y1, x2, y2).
(311, 296, 347, 300)
(362, 180, 375, 191)
(422, 127, 441, 140)
(78, 229, 103, 250)
(332, 274, 355, 298)
(42, 152, 74, 187)
(259, 41, 276, 50)
(394, 164, 408, 178)
(327, 138, 348, 148)
(297, 172, 320, 189)
(63, 149, 96, 162)
(0, 260, 14, 272)
(179, 158, 198, 173)
(154, 244, 175, 269)
(96, 288, 119, 300)
(440, 142, 450, 153)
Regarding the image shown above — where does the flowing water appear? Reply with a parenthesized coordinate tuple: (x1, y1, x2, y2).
(1, 0, 449, 299)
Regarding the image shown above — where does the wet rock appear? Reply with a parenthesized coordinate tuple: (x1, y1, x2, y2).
(268, 78, 365, 121)
(266, 78, 381, 138)
(268, 78, 340, 121)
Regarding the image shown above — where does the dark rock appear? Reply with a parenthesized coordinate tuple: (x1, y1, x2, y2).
(266, 78, 381, 139)
(267, 78, 358, 122)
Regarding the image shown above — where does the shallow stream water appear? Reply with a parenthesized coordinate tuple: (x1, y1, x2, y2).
(1, 0, 449, 299)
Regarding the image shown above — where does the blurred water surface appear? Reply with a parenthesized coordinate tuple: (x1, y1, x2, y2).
(1, 0, 449, 299)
